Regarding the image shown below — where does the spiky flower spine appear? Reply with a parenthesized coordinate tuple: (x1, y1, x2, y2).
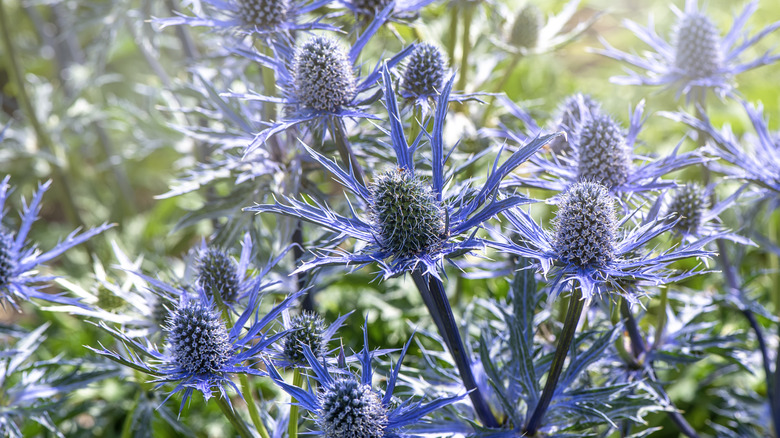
(673, 12, 722, 78)
(238, 0, 289, 28)
(510, 4, 543, 49)
(553, 182, 617, 267)
(151, 298, 170, 330)
(0, 231, 16, 289)
(197, 248, 241, 304)
(668, 183, 708, 235)
(351, 0, 392, 15)
(283, 311, 326, 364)
(558, 93, 602, 129)
(576, 114, 632, 189)
(293, 36, 357, 112)
(318, 377, 389, 438)
(168, 301, 232, 374)
(402, 43, 446, 97)
(369, 169, 445, 258)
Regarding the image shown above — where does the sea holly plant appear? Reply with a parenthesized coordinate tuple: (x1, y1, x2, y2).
(594, 0, 780, 100)
(249, 66, 559, 427)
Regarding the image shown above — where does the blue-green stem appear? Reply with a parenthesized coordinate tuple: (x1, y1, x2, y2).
(480, 53, 523, 127)
(446, 4, 459, 63)
(410, 270, 499, 428)
(288, 368, 304, 438)
(216, 394, 255, 438)
(329, 117, 366, 187)
(455, 3, 475, 106)
(525, 286, 584, 434)
(0, 0, 84, 230)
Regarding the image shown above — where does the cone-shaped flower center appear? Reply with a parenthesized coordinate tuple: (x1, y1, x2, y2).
(352, 0, 392, 15)
(668, 183, 708, 235)
(674, 12, 722, 78)
(576, 114, 632, 189)
(284, 311, 326, 364)
(403, 43, 446, 97)
(293, 36, 357, 112)
(319, 377, 389, 438)
(198, 248, 241, 304)
(553, 182, 617, 267)
(558, 93, 601, 130)
(510, 4, 543, 49)
(239, 0, 289, 28)
(0, 231, 16, 289)
(369, 169, 445, 258)
(169, 301, 232, 374)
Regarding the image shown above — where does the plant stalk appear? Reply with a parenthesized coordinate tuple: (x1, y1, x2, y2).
(620, 298, 645, 358)
(329, 118, 366, 186)
(288, 368, 304, 438)
(480, 53, 523, 127)
(525, 286, 585, 435)
(215, 395, 254, 438)
(455, 3, 475, 107)
(410, 270, 499, 428)
(240, 373, 270, 438)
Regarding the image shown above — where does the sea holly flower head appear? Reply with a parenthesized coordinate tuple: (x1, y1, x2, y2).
(667, 183, 708, 236)
(401, 43, 446, 100)
(198, 247, 242, 305)
(270, 309, 352, 367)
(594, 0, 780, 100)
(266, 324, 464, 437)
(293, 36, 358, 112)
(495, 180, 715, 301)
(248, 66, 559, 278)
(154, 0, 336, 46)
(497, 99, 705, 204)
(235, 7, 415, 156)
(91, 283, 302, 410)
(0, 176, 112, 309)
(509, 4, 543, 50)
(662, 101, 780, 208)
(341, 0, 437, 22)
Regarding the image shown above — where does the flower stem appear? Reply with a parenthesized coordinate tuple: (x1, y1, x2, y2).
(480, 53, 523, 127)
(120, 391, 141, 438)
(620, 298, 645, 358)
(288, 368, 304, 438)
(717, 238, 778, 437)
(240, 373, 270, 438)
(410, 270, 499, 428)
(455, 2, 475, 109)
(446, 4, 458, 64)
(525, 286, 585, 435)
(329, 118, 366, 187)
(215, 394, 255, 438)
(0, 0, 85, 230)
(652, 288, 668, 351)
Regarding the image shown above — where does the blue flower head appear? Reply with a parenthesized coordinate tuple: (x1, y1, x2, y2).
(594, 0, 780, 99)
(198, 247, 242, 304)
(248, 66, 559, 278)
(237, 9, 415, 155)
(0, 176, 112, 309)
(401, 43, 446, 100)
(498, 99, 705, 204)
(266, 324, 464, 437)
(92, 285, 303, 411)
(342, 0, 437, 22)
(496, 180, 715, 301)
(155, 0, 336, 45)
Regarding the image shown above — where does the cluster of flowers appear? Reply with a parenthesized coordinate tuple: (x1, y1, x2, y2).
(2, 0, 780, 437)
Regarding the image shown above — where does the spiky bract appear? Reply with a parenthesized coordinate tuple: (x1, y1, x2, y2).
(673, 12, 722, 78)
(369, 169, 445, 258)
(576, 114, 632, 188)
(318, 377, 389, 438)
(553, 182, 617, 267)
(293, 37, 357, 112)
(168, 301, 233, 375)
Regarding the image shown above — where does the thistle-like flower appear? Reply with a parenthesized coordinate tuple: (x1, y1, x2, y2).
(0, 176, 112, 309)
(247, 67, 558, 278)
(498, 100, 705, 203)
(198, 247, 242, 304)
(662, 101, 780, 207)
(235, 14, 414, 155)
(495, 181, 714, 300)
(493, 0, 601, 56)
(594, 0, 780, 99)
(269, 309, 351, 367)
(92, 285, 302, 410)
(266, 326, 464, 437)
(341, 0, 437, 21)
(662, 183, 750, 245)
(155, 0, 336, 45)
